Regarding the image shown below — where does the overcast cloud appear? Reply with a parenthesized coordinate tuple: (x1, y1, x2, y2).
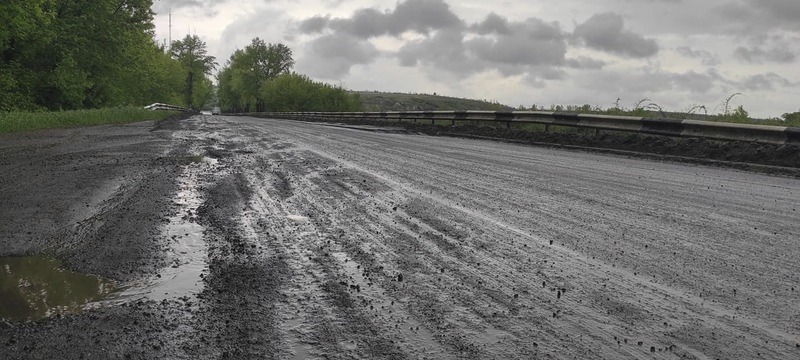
(151, 0, 800, 117)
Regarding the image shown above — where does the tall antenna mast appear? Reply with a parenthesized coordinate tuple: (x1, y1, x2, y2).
(168, 9, 172, 48)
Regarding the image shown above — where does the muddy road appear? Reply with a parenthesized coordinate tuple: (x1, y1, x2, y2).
(1, 115, 799, 359)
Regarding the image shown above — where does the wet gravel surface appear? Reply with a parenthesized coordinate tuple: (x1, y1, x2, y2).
(1, 115, 800, 359)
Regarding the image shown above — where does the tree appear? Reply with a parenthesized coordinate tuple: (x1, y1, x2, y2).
(782, 110, 800, 124)
(0, 0, 187, 111)
(217, 38, 294, 112)
(216, 66, 240, 112)
(171, 35, 217, 109)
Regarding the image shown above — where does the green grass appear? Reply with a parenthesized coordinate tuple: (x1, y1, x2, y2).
(0, 107, 179, 133)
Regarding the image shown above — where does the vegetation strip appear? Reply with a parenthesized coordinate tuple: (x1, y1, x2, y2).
(0, 107, 179, 134)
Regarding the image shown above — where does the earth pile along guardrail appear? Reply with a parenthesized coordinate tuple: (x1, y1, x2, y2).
(233, 111, 800, 145)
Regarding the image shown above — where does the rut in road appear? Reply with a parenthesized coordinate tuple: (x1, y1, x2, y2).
(178, 116, 800, 359)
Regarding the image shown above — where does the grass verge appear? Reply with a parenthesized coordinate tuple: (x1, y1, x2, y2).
(0, 107, 179, 133)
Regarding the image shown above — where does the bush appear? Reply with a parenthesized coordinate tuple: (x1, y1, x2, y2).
(260, 73, 363, 112)
(782, 111, 800, 126)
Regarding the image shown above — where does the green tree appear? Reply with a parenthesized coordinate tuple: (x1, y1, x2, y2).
(217, 38, 294, 112)
(170, 35, 217, 109)
(728, 105, 750, 123)
(782, 110, 800, 125)
(192, 76, 214, 110)
(0, 0, 186, 111)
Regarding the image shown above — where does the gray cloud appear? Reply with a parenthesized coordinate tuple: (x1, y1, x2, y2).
(217, 7, 287, 63)
(298, 0, 463, 38)
(300, 5, 573, 81)
(718, 0, 800, 32)
(740, 73, 794, 91)
(397, 28, 473, 72)
(577, 66, 797, 106)
(465, 18, 567, 70)
(398, 14, 568, 79)
(298, 15, 329, 34)
(676, 46, 721, 66)
(565, 57, 606, 70)
(573, 12, 659, 58)
(152, 0, 228, 13)
(579, 68, 720, 96)
(470, 13, 511, 35)
(297, 33, 379, 79)
(734, 46, 796, 64)
(524, 67, 568, 88)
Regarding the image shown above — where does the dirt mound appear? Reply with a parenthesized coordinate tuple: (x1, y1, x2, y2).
(308, 117, 800, 171)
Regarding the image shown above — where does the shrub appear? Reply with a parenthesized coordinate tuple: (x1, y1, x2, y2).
(260, 73, 363, 112)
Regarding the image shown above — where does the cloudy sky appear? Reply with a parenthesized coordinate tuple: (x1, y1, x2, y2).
(151, 0, 800, 117)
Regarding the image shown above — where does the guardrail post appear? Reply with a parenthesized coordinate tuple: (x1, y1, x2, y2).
(545, 124, 550, 133)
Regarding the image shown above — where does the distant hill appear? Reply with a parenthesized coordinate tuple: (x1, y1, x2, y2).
(353, 91, 514, 112)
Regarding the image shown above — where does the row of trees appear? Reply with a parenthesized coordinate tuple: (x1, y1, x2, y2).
(260, 73, 363, 112)
(1, 1, 358, 113)
(0, 0, 218, 112)
(217, 38, 362, 113)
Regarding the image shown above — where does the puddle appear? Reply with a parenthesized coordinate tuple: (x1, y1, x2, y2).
(0, 255, 115, 322)
(117, 165, 208, 302)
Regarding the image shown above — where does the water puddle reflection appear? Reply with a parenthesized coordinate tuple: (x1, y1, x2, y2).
(0, 256, 115, 322)
(117, 162, 209, 302)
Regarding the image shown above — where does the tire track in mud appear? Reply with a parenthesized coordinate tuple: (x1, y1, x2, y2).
(223, 125, 610, 358)
(239, 142, 453, 359)
(190, 171, 289, 359)
(212, 116, 800, 359)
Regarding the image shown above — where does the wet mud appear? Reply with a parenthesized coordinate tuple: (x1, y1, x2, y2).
(1, 115, 799, 359)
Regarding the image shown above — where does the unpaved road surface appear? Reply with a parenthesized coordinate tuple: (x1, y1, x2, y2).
(1, 115, 799, 359)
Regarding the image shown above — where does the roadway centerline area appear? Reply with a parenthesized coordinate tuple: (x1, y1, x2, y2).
(1, 115, 798, 359)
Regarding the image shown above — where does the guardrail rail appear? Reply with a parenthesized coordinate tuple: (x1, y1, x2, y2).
(144, 103, 188, 111)
(231, 111, 800, 145)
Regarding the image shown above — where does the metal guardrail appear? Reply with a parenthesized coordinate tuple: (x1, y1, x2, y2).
(235, 111, 800, 145)
(144, 103, 187, 111)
